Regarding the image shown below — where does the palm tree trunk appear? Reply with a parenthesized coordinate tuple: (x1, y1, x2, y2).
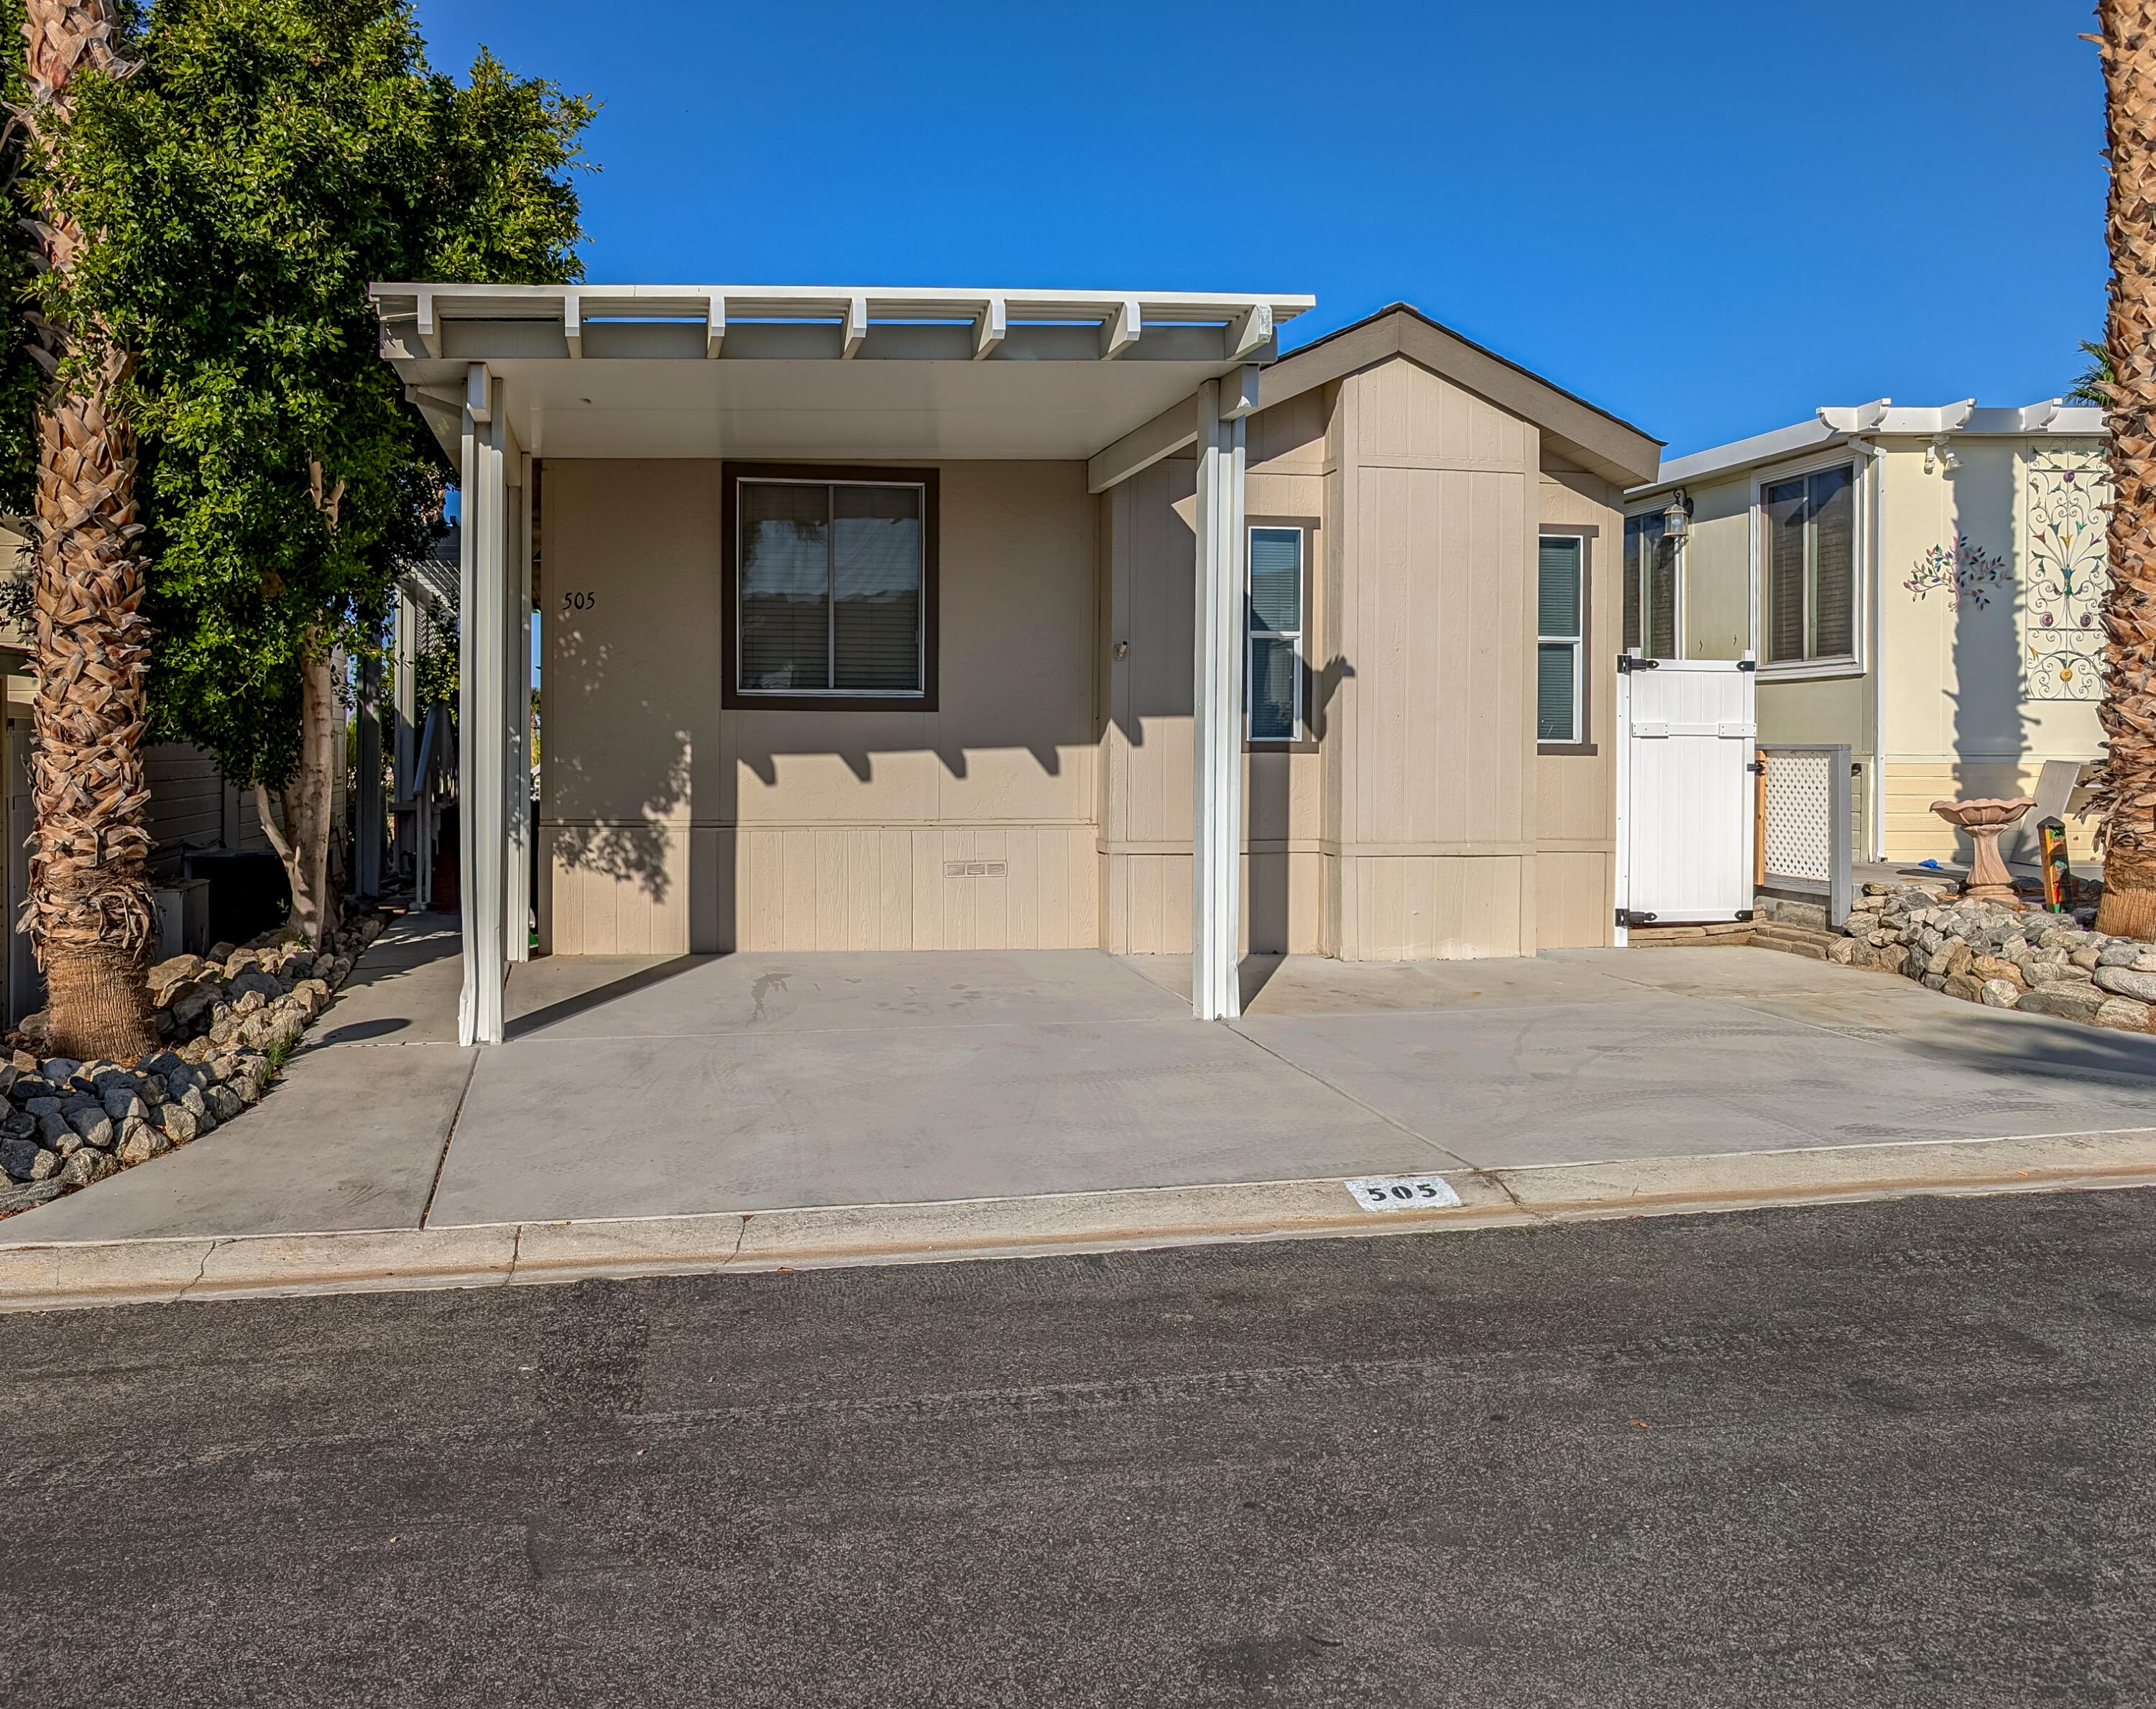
(19, 1, 157, 1059)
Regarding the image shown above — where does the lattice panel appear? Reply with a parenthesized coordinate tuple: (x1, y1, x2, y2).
(1763, 750, 1834, 884)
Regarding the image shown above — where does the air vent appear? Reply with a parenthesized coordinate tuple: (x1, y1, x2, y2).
(944, 860, 1008, 878)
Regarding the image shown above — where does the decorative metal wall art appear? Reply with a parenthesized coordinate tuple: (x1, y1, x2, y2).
(1906, 536, 2009, 608)
(2022, 444, 2111, 701)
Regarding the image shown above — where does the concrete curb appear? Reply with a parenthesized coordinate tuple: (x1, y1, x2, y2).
(4, 1127, 2155, 1312)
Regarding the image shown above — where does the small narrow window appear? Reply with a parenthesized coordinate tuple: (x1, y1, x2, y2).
(1538, 535, 1585, 745)
(1622, 511, 1677, 658)
(1247, 527, 1304, 741)
(1762, 464, 1856, 664)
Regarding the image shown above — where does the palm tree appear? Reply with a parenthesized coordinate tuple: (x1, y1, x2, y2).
(18, 0, 157, 1059)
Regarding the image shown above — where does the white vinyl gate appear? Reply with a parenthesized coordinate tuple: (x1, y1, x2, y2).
(1615, 655, 1756, 939)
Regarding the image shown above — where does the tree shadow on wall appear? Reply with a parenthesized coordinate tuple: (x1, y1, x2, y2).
(546, 627, 690, 907)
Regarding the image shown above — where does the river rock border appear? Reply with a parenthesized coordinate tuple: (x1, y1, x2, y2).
(0, 910, 387, 1219)
(1824, 883, 2156, 1032)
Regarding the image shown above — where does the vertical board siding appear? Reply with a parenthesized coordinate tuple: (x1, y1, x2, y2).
(1329, 359, 1537, 960)
(1351, 465, 1527, 841)
(723, 822, 1095, 952)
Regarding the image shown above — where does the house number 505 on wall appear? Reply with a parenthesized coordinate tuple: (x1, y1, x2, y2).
(561, 591, 596, 612)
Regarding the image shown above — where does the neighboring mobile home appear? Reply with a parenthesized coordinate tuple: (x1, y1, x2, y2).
(366, 285, 1661, 1041)
(1624, 400, 2110, 866)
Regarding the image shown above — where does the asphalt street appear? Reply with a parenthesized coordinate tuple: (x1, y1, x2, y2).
(6, 1190, 2156, 1707)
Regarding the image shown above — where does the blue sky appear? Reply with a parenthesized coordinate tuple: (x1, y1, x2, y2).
(416, 0, 2104, 456)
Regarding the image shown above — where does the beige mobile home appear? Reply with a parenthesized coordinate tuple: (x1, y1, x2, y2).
(367, 286, 1660, 1043)
(1625, 400, 2109, 865)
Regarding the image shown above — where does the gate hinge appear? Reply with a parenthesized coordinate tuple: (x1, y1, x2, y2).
(1617, 654, 1659, 673)
(1737, 659, 1758, 671)
(1746, 761, 1764, 774)
(1734, 909, 1755, 922)
(1617, 908, 1659, 928)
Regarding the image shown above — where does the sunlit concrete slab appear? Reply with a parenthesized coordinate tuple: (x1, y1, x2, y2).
(425, 1015, 1441, 1226)
(1237, 993, 2156, 1173)
(1124, 952, 1670, 1017)
(6, 1044, 476, 1242)
(507, 949, 1190, 1041)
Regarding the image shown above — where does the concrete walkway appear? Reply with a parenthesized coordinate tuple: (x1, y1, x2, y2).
(9, 910, 2156, 1266)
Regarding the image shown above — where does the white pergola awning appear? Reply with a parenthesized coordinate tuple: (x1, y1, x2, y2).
(369, 282, 1315, 464)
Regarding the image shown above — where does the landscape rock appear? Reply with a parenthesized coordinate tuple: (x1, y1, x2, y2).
(0, 1179, 65, 1214)
(102, 1090, 145, 1125)
(1941, 972, 1986, 1003)
(112, 1118, 155, 1166)
(2095, 995, 2155, 1033)
(56, 1148, 109, 1186)
(1979, 979, 2022, 1008)
(2017, 983, 2111, 1022)
(2093, 965, 2156, 1004)
(67, 1108, 114, 1150)
(205, 1083, 244, 1123)
(1969, 955, 2027, 989)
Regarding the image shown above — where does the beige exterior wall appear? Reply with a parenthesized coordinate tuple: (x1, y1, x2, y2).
(541, 458, 1100, 954)
(543, 354, 1624, 961)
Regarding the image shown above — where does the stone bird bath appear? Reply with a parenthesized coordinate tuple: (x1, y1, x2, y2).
(1929, 797, 2037, 903)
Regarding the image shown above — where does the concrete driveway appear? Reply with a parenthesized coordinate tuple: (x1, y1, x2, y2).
(13, 912, 2156, 1243)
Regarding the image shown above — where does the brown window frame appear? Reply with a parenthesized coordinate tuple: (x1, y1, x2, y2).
(721, 461, 941, 712)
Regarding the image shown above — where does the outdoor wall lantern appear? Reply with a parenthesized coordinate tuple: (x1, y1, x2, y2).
(1663, 490, 1692, 538)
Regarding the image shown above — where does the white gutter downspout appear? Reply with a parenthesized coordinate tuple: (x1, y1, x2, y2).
(1848, 436, 1888, 860)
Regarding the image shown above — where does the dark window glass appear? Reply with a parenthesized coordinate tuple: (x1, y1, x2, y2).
(1247, 527, 1303, 740)
(738, 480, 925, 695)
(1622, 512, 1668, 655)
(1809, 466, 1855, 658)
(832, 486, 921, 691)
(1537, 535, 1583, 742)
(1764, 464, 1856, 663)
(740, 483, 831, 691)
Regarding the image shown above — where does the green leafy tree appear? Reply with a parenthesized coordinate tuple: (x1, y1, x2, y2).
(55, 0, 591, 944)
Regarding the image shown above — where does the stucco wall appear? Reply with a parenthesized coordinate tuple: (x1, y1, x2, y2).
(540, 458, 1100, 953)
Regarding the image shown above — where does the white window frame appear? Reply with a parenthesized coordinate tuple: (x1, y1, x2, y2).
(1750, 452, 1866, 681)
(1537, 531, 1587, 746)
(1621, 506, 1684, 661)
(1245, 523, 1306, 742)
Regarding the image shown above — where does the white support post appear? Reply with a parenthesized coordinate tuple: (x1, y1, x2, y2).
(355, 650, 382, 898)
(505, 453, 533, 964)
(457, 365, 508, 1046)
(393, 584, 416, 803)
(1190, 378, 1246, 1021)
